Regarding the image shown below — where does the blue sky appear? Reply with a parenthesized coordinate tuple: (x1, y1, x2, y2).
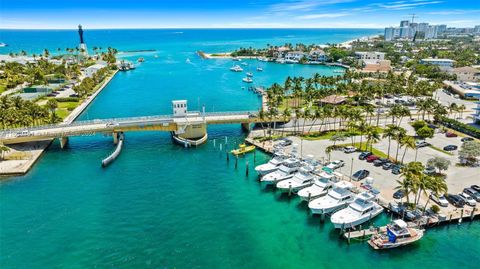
(1, 0, 479, 29)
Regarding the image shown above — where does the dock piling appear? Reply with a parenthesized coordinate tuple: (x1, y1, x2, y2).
(307, 192, 312, 202)
(459, 209, 464, 224)
(235, 155, 238, 169)
(288, 184, 292, 196)
(471, 208, 476, 220)
(213, 139, 216, 148)
(320, 213, 325, 223)
(226, 152, 229, 162)
(246, 161, 249, 177)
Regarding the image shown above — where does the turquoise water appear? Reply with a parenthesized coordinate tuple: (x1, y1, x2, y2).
(1, 29, 479, 268)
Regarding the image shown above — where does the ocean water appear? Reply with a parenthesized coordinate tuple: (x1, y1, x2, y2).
(1, 29, 479, 269)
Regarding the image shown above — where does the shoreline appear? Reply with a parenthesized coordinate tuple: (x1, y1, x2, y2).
(0, 70, 118, 176)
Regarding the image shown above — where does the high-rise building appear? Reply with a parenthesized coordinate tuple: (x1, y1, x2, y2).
(384, 27, 395, 41)
(475, 25, 480, 33)
(400, 20, 410, 27)
(436, 25, 447, 34)
(425, 26, 438, 39)
(417, 23, 429, 33)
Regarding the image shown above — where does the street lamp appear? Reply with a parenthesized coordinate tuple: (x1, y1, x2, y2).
(349, 157, 354, 181)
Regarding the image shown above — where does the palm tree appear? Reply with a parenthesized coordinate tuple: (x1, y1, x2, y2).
(282, 107, 291, 136)
(400, 135, 416, 164)
(394, 127, 407, 162)
(423, 176, 447, 211)
(365, 125, 380, 152)
(0, 144, 11, 160)
(383, 124, 397, 159)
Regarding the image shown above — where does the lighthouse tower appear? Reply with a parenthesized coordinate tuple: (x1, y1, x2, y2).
(78, 25, 88, 56)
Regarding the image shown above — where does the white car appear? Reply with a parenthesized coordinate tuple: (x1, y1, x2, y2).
(459, 193, 477, 207)
(430, 194, 448, 207)
(343, 146, 357, 153)
(326, 160, 345, 170)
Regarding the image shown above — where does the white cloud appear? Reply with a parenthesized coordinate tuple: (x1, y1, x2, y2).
(296, 12, 351, 19)
(269, 0, 356, 12)
(376, 0, 443, 10)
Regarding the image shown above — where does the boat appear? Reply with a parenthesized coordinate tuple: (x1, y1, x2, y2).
(246, 72, 253, 77)
(368, 220, 424, 250)
(334, 70, 345, 73)
(241, 62, 248, 66)
(242, 77, 253, 83)
(255, 152, 289, 176)
(230, 65, 243, 72)
(154, 55, 159, 58)
(231, 143, 256, 156)
(260, 158, 301, 186)
(232, 57, 241, 61)
(0, 42, 7, 47)
(256, 67, 263, 72)
(276, 167, 316, 193)
(257, 57, 269, 62)
(137, 57, 145, 62)
(330, 191, 383, 229)
(297, 171, 335, 201)
(308, 181, 354, 215)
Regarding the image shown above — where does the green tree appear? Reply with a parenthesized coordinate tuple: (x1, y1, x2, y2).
(427, 156, 451, 174)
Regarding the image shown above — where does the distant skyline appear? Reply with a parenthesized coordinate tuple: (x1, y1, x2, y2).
(1, 0, 479, 29)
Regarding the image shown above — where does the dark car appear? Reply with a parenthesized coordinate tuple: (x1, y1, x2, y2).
(382, 162, 393, 170)
(427, 124, 438, 129)
(463, 188, 480, 202)
(393, 189, 405, 199)
(373, 158, 388, 166)
(461, 137, 474, 142)
(352, 169, 370, 181)
(471, 185, 480, 193)
(445, 194, 465, 208)
(392, 167, 402, 175)
(366, 155, 379, 162)
(359, 151, 372, 160)
(443, 145, 458, 151)
(445, 132, 458, 137)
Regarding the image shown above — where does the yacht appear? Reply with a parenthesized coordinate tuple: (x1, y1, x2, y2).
(0, 42, 7, 47)
(260, 158, 301, 186)
(255, 153, 289, 176)
(230, 65, 243, 72)
(330, 192, 383, 229)
(246, 72, 253, 77)
(256, 67, 263, 72)
(297, 171, 335, 201)
(242, 77, 253, 83)
(308, 181, 354, 215)
(276, 167, 316, 193)
(368, 220, 424, 250)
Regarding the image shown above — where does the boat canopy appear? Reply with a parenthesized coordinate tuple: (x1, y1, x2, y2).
(393, 219, 408, 229)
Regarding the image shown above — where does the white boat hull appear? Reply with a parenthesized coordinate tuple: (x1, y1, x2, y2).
(297, 186, 328, 201)
(331, 208, 383, 229)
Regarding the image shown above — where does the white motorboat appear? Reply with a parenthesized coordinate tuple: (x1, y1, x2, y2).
(308, 181, 354, 215)
(368, 220, 424, 250)
(297, 171, 335, 201)
(257, 57, 269, 62)
(255, 153, 289, 176)
(0, 42, 7, 47)
(256, 67, 263, 71)
(241, 62, 248, 66)
(276, 167, 316, 193)
(260, 158, 301, 186)
(330, 192, 383, 229)
(232, 57, 241, 61)
(230, 65, 243, 72)
(246, 72, 253, 77)
(242, 77, 253, 83)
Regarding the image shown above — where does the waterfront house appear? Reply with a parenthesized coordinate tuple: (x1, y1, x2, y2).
(420, 58, 455, 71)
(273, 46, 290, 59)
(285, 51, 306, 63)
(319, 94, 346, 105)
(308, 49, 327, 62)
(354, 51, 385, 65)
(449, 66, 480, 82)
(84, 63, 107, 78)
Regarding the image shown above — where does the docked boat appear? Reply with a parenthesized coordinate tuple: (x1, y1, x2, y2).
(260, 158, 301, 186)
(256, 67, 263, 72)
(242, 77, 253, 83)
(246, 72, 253, 77)
(230, 65, 243, 72)
(308, 181, 354, 215)
(231, 143, 255, 156)
(276, 167, 316, 193)
(297, 171, 335, 201)
(255, 152, 289, 176)
(257, 57, 269, 62)
(368, 220, 424, 250)
(330, 191, 383, 229)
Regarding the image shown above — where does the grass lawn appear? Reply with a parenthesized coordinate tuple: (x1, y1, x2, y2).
(302, 130, 337, 140)
(56, 109, 70, 119)
(337, 142, 388, 159)
(57, 101, 79, 110)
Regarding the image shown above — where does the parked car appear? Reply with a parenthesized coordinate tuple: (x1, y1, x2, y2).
(352, 169, 370, 181)
(415, 141, 430, 148)
(277, 138, 292, 147)
(461, 137, 474, 142)
(391, 164, 403, 175)
(358, 151, 372, 160)
(393, 189, 405, 199)
(458, 193, 477, 207)
(326, 160, 345, 170)
(463, 188, 480, 202)
(471, 185, 480, 193)
(423, 166, 436, 175)
(366, 155, 380, 162)
(373, 158, 388, 167)
(430, 194, 449, 207)
(382, 161, 393, 170)
(445, 132, 458, 137)
(343, 146, 357, 153)
(427, 124, 438, 129)
(445, 194, 465, 207)
(443, 145, 458, 151)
